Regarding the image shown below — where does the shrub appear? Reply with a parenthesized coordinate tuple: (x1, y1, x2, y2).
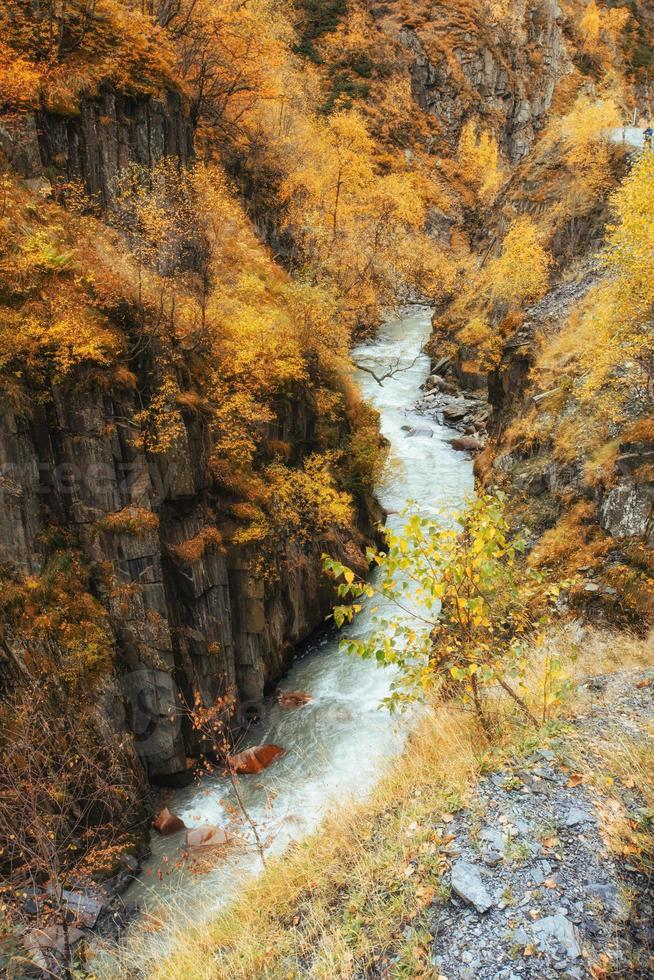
(96, 506, 160, 538)
(326, 493, 560, 729)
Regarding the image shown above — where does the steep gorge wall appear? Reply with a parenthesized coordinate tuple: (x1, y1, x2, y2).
(0, 360, 373, 784)
(2, 86, 192, 204)
(0, 87, 374, 788)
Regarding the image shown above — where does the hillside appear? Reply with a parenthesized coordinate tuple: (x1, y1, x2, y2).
(0, 0, 653, 977)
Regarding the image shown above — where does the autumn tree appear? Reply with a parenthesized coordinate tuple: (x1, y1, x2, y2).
(533, 148, 654, 460)
(572, 148, 654, 413)
(325, 494, 558, 730)
(457, 119, 504, 205)
(0, 683, 140, 977)
(579, 1, 630, 65)
(489, 216, 551, 308)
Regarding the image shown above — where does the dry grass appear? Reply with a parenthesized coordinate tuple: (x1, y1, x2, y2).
(571, 626, 654, 676)
(110, 628, 654, 980)
(539, 625, 654, 874)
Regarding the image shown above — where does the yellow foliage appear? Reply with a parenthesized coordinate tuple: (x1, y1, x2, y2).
(457, 314, 502, 370)
(489, 216, 551, 308)
(96, 507, 160, 538)
(579, 1, 630, 60)
(457, 120, 504, 204)
(549, 94, 621, 205)
(0, 0, 178, 113)
(169, 527, 225, 563)
(536, 149, 654, 455)
(0, 536, 114, 689)
(0, 201, 123, 386)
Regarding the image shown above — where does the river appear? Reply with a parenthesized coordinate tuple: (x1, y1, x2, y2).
(113, 306, 474, 965)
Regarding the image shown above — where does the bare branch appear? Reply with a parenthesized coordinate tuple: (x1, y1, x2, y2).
(352, 352, 422, 386)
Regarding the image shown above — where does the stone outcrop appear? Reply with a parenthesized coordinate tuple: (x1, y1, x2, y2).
(0, 70, 378, 792)
(599, 441, 654, 545)
(2, 86, 192, 206)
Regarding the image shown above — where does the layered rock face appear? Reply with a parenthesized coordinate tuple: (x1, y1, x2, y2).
(371, 0, 569, 160)
(0, 368, 371, 782)
(478, 266, 654, 595)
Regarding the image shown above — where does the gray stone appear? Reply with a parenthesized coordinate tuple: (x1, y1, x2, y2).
(565, 807, 592, 827)
(406, 427, 434, 438)
(532, 914, 582, 958)
(432, 356, 452, 376)
(451, 859, 494, 913)
(480, 826, 506, 854)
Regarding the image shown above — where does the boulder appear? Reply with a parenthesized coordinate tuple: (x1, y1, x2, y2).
(479, 826, 506, 867)
(185, 825, 231, 848)
(600, 482, 654, 545)
(228, 744, 284, 774)
(426, 375, 457, 394)
(442, 398, 476, 421)
(432, 355, 452, 376)
(406, 427, 434, 439)
(565, 806, 593, 827)
(449, 436, 484, 453)
(514, 470, 547, 496)
(277, 690, 312, 709)
(45, 886, 104, 928)
(532, 914, 582, 958)
(153, 807, 186, 836)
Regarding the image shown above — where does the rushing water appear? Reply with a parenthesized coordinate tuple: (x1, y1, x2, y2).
(118, 306, 474, 950)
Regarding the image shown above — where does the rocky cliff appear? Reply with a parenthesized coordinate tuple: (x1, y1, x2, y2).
(0, 84, 376, 789)
(370, 0, 570, 161)
(2, 86, 192, 206)
(0, 362, 372, 784)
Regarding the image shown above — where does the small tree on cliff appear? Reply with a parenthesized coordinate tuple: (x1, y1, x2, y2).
(324, 493, 559, 731)
(457, 120, 505, 205)
(489, 216, 551, 309)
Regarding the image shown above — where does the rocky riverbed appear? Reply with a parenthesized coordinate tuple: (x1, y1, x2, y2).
(413, 357, 490, 456)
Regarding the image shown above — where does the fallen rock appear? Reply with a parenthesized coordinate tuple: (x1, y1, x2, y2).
(185, 825, 231, 848)
(442, 398, 477, 422)
(426, 375, 457, 394)
(432, 355, 452, 376)
(451, 859, 493, 913)
(228, 744, 284, 774)
(277, 690, 312, 709)
(24, 924, 85, 955)
(479, 826, 505, 866)
(449, 436, 484, 453)
(532, 913, 582, 958)
(153, 807, 186, 836)
(45, 886, 104, 928)
(514, 466, 548, 496)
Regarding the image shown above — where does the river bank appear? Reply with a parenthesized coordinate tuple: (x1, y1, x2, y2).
(88, 306, 474, 972)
